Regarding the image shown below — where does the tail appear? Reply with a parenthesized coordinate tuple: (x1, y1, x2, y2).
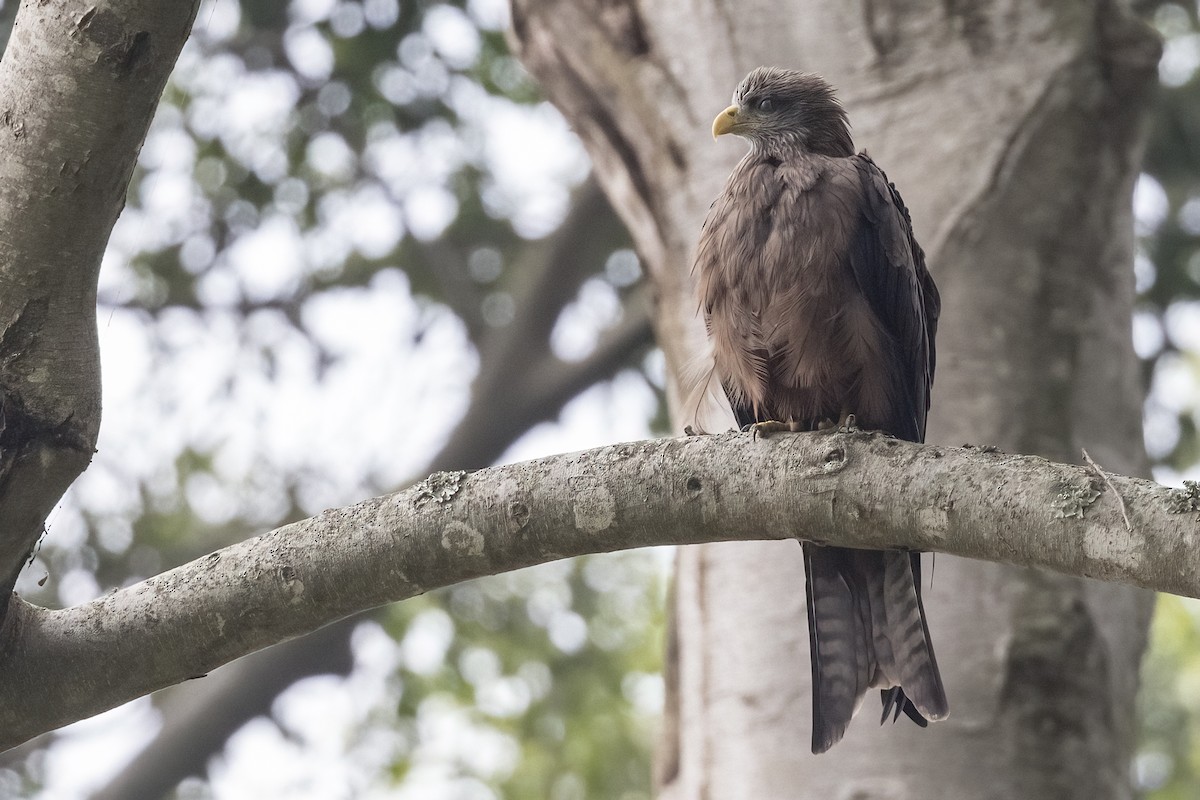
(804, 543, 948, 753)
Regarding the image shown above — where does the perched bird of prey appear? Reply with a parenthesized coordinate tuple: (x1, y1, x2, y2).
(693, 67, 947, 753)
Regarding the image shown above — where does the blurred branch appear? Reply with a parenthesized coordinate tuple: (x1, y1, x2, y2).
(5, 431, 1194, 750)
(412, 237, 489, 335)
(399, 177, 625, 345)
(435, 289, 653, 470)
(527, 294, 654, 412)
(88, 622, 354, 800)
(494, 179, 626, 355)
(89, 293, 651, 800)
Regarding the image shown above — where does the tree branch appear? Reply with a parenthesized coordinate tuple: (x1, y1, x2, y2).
(87, 295, 652, 800)
(0, 0, 201, 615)
(88, 621, 354, 800)
(1, 430, 1192, 750)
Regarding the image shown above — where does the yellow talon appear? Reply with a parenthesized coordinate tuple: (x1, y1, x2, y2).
(750, 420, 797, 440)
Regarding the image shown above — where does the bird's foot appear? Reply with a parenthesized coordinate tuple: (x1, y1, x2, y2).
(838, 413, 858, 433)
(747, 420, 799, 440)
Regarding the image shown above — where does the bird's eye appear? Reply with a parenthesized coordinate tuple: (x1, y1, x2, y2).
(757, 97, 774, 112)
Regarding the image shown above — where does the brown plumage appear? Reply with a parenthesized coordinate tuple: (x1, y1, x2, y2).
(693, 67, 947, 753)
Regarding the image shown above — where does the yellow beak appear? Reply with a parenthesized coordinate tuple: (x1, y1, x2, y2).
(712, 105, 739, 139)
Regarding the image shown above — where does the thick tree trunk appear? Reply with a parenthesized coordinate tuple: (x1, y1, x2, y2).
(511, 1, 1161, 797)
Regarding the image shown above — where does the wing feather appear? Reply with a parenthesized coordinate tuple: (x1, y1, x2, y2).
(699, 149, 946, 752)
(848, 154, 940, 443)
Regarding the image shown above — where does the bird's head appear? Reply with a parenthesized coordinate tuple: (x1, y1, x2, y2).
(712, 67, 854, 158)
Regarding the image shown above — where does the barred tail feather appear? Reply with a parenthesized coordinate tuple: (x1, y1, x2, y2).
(880, 550, 948, 721)
(803, 544, 947, 754)
(805, 544, 873, 753)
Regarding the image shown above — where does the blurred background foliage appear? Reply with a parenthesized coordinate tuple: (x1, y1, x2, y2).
(1121, 2, 1200, 798)
(0, 0, 1196, 796)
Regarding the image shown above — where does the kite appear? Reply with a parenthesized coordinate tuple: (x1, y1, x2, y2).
(693, 66, 947, 753)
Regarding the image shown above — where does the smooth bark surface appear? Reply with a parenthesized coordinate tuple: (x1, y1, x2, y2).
(0, 0, 201, 613)
(510, 0, 1160, 797)
(1, 431, 1194, 751)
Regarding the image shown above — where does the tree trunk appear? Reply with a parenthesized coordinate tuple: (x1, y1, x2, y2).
(0, 0, 201, 612)
(511, 1, 1161, 797)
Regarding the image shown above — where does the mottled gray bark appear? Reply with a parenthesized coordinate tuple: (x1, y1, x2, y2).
(1, 431, 1192, 752)
(510, 0, 1160, 797)
(0, 0, 201, 615)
